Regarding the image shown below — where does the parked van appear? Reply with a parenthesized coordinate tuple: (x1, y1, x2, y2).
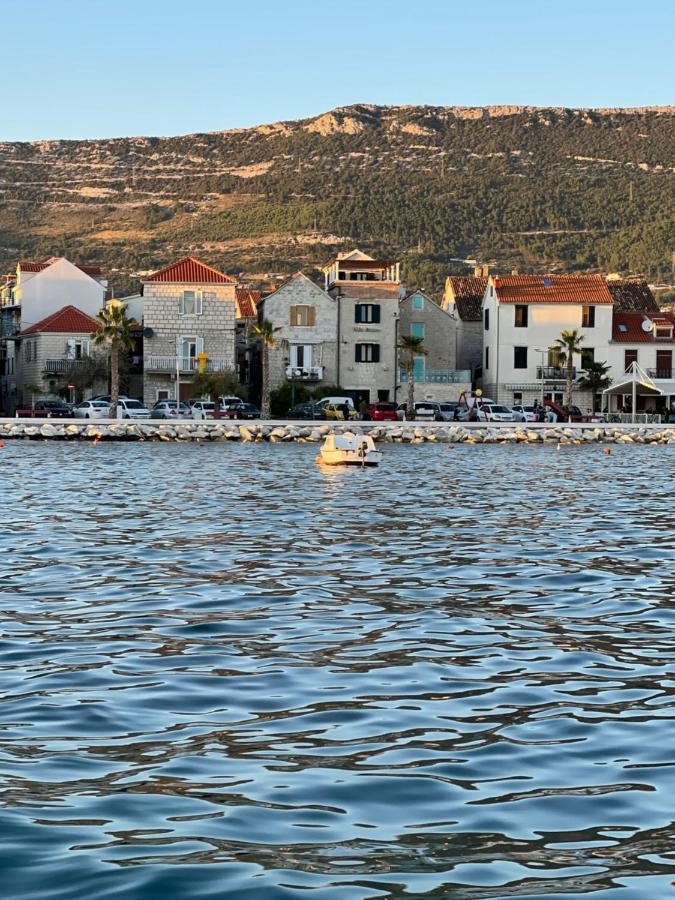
(317, 396, 355, 411)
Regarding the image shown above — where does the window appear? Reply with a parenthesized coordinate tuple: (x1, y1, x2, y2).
(485, 346, 489, 370)
(514, 346, 528, 369)
(66, 339, 89, 360)
(25, 341, 32, 362)
(656, 350, 672, 378)
(582, 305, 595, 328)
(354, 303, 380, 324)
(355, 343, 380, 363)
(290, 305, 316, 326)
(656, 325, 674, 339)
(624, 349, 638, 372)
(618, 323, 628, 333)
(513, 392, 523, 404)
(290, 344, 312, 369)
(412, 294, 424, 310)
(514, 305, 528, 327)
(581, 347, 595, 368)
(413, 355, 425, 379)
(484, 308, 490, 330)
(179, 290, 203, 316)
(410, 322, 425, 339)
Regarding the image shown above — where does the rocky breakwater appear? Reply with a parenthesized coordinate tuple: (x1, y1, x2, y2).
(2, 420, 675, 445)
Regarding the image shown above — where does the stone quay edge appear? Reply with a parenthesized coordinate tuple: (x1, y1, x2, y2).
(1, 418, 675, 445)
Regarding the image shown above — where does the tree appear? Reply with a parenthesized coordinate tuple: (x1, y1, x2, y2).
(91, 300, 138, 419)
(552, 328, 584, 406)
(577, 360, 612, 412)
(251, 319, 286, 419)
(192, 370, 244, 405)
(397, 335, 427, 421)
(58, 354, 109, 403)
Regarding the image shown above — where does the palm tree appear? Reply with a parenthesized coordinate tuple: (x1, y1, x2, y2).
(252, 319, 286, 419)
(552, 328, 584, 407)
(397, 335, 427, 421)
(91, 300, 138, 419)
(578, 360, 612, 412)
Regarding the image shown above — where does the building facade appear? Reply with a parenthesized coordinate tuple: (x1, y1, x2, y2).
(441, 275, 487, 378)
(258, 272, 338, 396)
(397, 290, 470, 401)
(604, 309, 675, 414)
(481, 274, 614, 407)
(324, 250, 402, 404)
(142, 257, 237, 404)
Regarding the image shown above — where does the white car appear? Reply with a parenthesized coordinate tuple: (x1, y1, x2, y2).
(192, 400, 218, 420)
(73, 400, 111, 419)
(512, 404, 539, 422)
(117, 399, 151, 419)
(486, 404, 514, 422)
(398, 401, 443, 421)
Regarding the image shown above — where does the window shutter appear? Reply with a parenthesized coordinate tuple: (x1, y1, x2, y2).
(372, 305, 381, 323)
(308, 306, 316, 326)
(290, 305, 297, 326)
(195, 291, 203, 316)
(355, 344, 361, 363)
(178, 294, 185, 316)
(196, 336, 205, 355)
(372, 344, 380, 363)
(354, 305, 362, 323)
(83, 340, 90, 357)
(66, 338, 76, 359)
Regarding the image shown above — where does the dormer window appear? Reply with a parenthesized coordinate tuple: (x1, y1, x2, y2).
(618, 323, 628, 333)
(655, 325, 673, 340)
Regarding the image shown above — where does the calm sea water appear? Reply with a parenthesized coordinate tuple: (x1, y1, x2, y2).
(2, 441, 675, 900)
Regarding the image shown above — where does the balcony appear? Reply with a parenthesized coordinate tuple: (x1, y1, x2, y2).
(146, 356, 236, 373)
(536, 366, 577, 380)
(647, 368, 673, 380)
(43, 358, 90, 373)
(285, 365, 324, 381)
(399, 369, 471, 384)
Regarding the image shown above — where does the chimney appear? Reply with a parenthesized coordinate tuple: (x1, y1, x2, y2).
(474, 266, 482, 278)
(511, 268, 519, 276)
(482, 264, 490, 278)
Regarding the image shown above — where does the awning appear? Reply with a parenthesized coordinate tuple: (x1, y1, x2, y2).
(602, 362, 662, 397)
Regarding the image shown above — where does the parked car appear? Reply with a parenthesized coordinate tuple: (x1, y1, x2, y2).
(117, 399, 151, 419)
(512, 404, 538, 422)
(317, 396, 355, 413)
(151, 400, 192, 419)
(323, 402, 359, 421)
(33, 399, 72, 418)
(218, 395, 244, 410)
(223, 402, 260, 420)
(91, 395, 131, 403)
(486, 404, 514, 422)
(437, 401, 459, 422)
(287, 402, 325, 420)
(191, 400, 217, 420)
(73, 400, 111, 419)
(365, 402, 398, 421)
(397, 402, 443, 421)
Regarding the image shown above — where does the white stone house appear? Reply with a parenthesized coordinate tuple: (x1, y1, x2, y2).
(604, 309, 675, 414)
(324, 250, 402, 404)
(257, 272, 338, 395)
(481, 274, 614, 407)
(397, 290, 470, 402)
(142, 257, 237, 404)
(17, 305, 105, 406)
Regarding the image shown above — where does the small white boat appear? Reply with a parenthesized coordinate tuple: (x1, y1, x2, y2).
(317, 432, 382, 467)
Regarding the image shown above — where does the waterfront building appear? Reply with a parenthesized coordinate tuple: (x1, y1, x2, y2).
(0, 258, 107, 413)
(480, 274, 614, 407)
(16, 305, 105, 407)
(397, 289, 470, 402)
(235, 287, 262, 390)
(324, 250, 402, 405)
(257, 272, 338, 396)
(141, 257, 237, 404)
(441, 275, 486, 378)
(604, 309, 675, 414)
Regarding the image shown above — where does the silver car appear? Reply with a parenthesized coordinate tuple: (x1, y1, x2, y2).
(73, 400, 111, 419)
(151, 400, 191, 420)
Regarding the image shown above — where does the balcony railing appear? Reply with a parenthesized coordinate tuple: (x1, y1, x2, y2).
(285, 365, 324, 381)
(536, 366, 577, 380)
(647, 368, 673, 380)
(146, 356, 235, 373)
(399, 369, 471, 384)
(43, 358, 90, 373)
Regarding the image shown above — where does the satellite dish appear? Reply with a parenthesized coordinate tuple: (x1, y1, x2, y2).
(641, 319, 653, 333)
(143, 327, 154, 338)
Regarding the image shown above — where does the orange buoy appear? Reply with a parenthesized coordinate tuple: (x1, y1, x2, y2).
(0, 439, 4, 448)
(603, 447, 611, 455)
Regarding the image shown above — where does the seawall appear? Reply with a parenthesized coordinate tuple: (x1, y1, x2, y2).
(2, 419, 675, 445)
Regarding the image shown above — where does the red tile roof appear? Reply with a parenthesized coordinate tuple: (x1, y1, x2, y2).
(19, 260, 103, 276)
(235, 288, 261, 319)
(144, 257, 236, 284)
(446, 276, 488, 320)
(21, 304, 100, 335)
(612, 311, 675, 342)
(493, 274, 613, 304)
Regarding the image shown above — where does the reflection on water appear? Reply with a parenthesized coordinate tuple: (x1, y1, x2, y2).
(1, 442, 675, 899)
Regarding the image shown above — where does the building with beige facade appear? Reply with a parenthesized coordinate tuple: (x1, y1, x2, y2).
(257, 272, 338, 396)
(441, 275, 487, 378)
(142, 257, 237, 404)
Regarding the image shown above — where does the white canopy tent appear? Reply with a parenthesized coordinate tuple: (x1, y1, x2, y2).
(602, 362, 663, 423)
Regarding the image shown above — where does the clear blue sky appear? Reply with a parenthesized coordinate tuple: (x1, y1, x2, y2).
(2, 0, 673, 141)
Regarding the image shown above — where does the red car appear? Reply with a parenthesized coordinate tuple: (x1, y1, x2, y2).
(365, 402, 399, 422)
(544, 400, 590, 422)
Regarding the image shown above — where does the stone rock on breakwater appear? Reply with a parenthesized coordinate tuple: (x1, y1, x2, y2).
(2, 420, 675, 445)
